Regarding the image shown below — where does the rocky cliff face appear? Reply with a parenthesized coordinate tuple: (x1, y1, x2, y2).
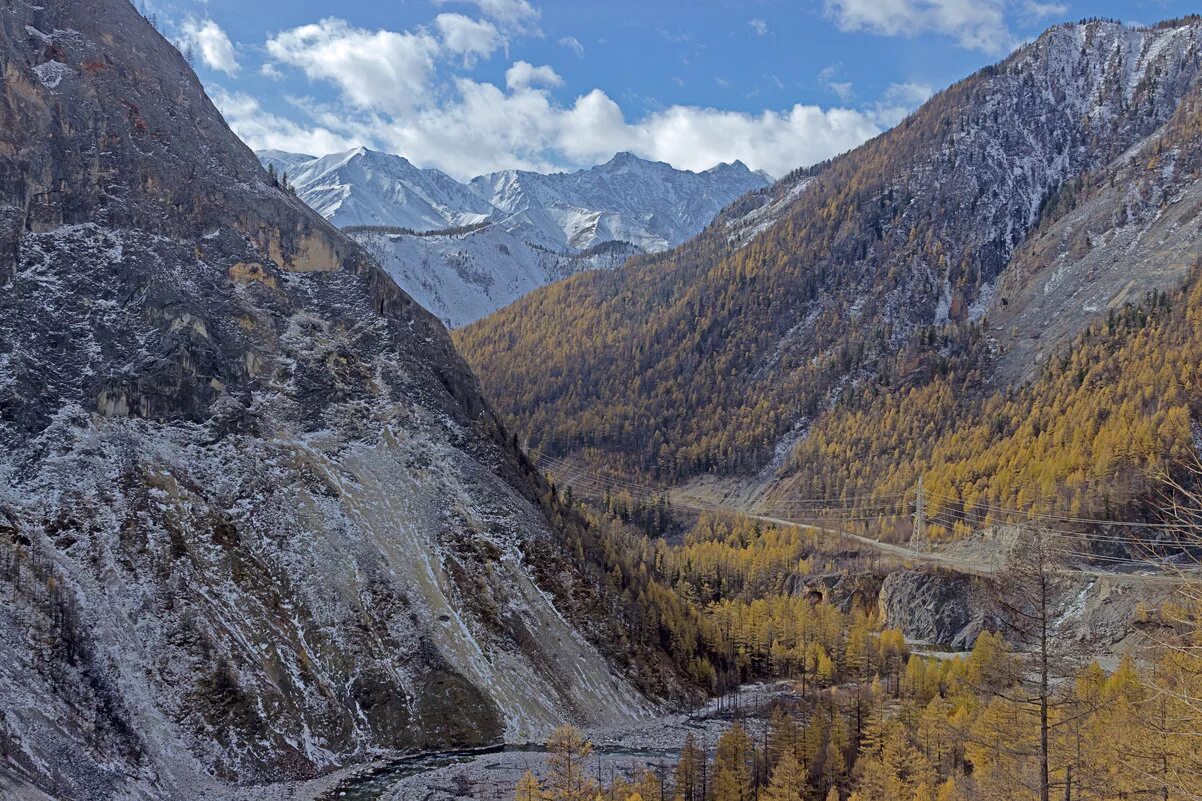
(0, 3, 649, 800)
(878, 572, 994, 650)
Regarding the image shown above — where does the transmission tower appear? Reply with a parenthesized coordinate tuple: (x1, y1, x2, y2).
(910, 475, 929, 552)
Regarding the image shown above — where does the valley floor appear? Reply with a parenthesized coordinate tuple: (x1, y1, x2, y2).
(275, 684, 798, 801)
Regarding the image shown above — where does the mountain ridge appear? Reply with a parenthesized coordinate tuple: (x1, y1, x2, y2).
(256, 146, 770, 326)
(456, 17, 1202, 531)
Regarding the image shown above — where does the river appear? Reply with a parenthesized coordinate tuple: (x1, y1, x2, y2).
(315, 683, 799, 801)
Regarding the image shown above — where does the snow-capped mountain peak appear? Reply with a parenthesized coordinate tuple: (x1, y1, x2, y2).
(259, 147, 770, 326)
(263, 146, 495, 231)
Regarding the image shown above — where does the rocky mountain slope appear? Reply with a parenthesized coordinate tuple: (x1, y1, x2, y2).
(259, 148, 768, 327)
(0, 3, 659, 799)
(457, 18, 1202, 529)
(355, 229, 640, 329)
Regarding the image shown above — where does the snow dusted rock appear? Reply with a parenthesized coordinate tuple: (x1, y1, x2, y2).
(470, 152, 772, 253)
(259, 149, 768, 326)
(0, 2, 649, 799)
(355, 229, 639, 328)
(260, 148, 496, 232)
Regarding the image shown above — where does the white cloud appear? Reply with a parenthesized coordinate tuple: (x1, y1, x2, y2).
(435, 0, 540, 33)
(1023, 1, 1067, 19)
(218, 4, 946, 181)
(266, 19, 440, 115)
(212, 88, 356, 156)
(818, 64, 854, 101)
(178, 18, 240, 75)
(505, 61, 563, 90)
(749, 18, 769, 36)
(824, 0, 1015, 54)
(260, 62, 284, 80)
(629, 104, 880, 178)
(223, 68, 884, 181)
(869, 81, 934, 126)
(434, 13, 504, 63)
(883, 82, 934, 105)
(558, 35, 585, 58)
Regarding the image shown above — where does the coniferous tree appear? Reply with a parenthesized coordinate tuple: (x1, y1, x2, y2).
(544, 725, 598, 801)
(712, 722, 754, 801)
(761, 752, 806, 801)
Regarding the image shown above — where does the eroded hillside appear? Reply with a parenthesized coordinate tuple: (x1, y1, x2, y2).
(0, 2, 666, 799)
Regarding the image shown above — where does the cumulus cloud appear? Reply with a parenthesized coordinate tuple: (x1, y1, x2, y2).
(824, 0, 1015, 54)
(178, 18, 240, 75)
(435, 13, 504, 63)
(629, 104, 880, 177)
(266, 18, 440, 115)
(505, 61, 563, 90)
(222, 66, 884, 180)
(220, 6, 943, 180)
(749, 18, 769, 36)
(211, 88, 356, 155)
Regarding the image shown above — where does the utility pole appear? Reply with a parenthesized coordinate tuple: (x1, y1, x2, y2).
(911, 475, 929, 552)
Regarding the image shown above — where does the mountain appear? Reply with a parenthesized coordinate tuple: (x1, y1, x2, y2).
(0, 3, 662, 799)
(471, 152, 774, 253)
(264, 146, 496, 231)
(456, 18, 1202, 532)
(259, 148, 769, 327)
(357, 229, 640, 329)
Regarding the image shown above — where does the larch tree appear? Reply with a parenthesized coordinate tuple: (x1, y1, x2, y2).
(983, 525, 1083, 801)
(674, 732, 706, 801)
(712, 722, 755, 801)
(516, 769, 545, 801)
(544, 725, 599, 801)
(761, 751, 806, 801)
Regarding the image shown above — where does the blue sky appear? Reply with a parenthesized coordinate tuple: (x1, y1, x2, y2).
(140, 0, 1201, 179)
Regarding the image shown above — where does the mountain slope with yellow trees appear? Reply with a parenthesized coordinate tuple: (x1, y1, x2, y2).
(458, 17, 1202, 533)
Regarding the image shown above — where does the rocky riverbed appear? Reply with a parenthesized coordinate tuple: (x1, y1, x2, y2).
(303, 683, 799, 801)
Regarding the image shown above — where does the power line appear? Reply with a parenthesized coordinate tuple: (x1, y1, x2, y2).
(924, 491, 1194, 529)
(533, 454, 1201, 577)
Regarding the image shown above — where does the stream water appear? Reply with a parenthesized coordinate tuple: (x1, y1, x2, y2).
(317, 684, 799, 801)
(320, 744, 690, 801)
